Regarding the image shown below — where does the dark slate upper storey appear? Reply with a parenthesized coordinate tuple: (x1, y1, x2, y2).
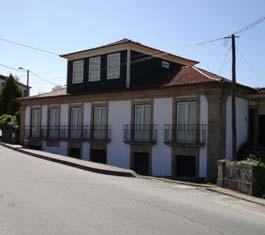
(67, 50, 127, 94)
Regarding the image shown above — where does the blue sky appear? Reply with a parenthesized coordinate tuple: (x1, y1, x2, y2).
(0, 0, 264, 95)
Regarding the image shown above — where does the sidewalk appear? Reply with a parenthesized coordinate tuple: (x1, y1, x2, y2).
(0, 142, 136, 178)
(207, 187, 265, 207)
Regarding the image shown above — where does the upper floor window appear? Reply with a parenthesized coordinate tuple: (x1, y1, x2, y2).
(89, 56, 101, 82)
(177, 102, 196, 125)
(72, 60, 84, 84)
(107, 53, 120, 80)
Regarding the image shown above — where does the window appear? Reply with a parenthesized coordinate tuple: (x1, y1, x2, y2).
(177, 102, 196, 125)
(70, 107, 82, 127)
(49, 108, 60, 127)
(162, 61, 170, 69)
(107, 53, 120, 79)
(48, 108, 60, 139)
(31, 109, 41, 138)
(134, 104, 151, 142)
(72, 60, 84, 84)
(93, 106, 107, 126)
(134, 105, 151, 125)
(70, 107, 82, 139)
(93, 106, 107, 140)
(89, 56, 101, 82)
(31, 109, 41, 128)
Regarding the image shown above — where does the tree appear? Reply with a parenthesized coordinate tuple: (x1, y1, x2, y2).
(0, 74, 22, 115)
(52, 85, 64, 92)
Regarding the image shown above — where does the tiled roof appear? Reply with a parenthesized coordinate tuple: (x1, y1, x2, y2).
(18, 66, 253, 101)
(163, 66, 230, 87)
(60, 38, 199, 65)
(27, 88, 68, 98)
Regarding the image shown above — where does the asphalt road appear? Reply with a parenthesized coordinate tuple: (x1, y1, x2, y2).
(0, 145, 264, 235)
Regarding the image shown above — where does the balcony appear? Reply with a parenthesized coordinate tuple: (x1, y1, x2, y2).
(123, 125, 157, 144)
(24, 125, 111, 142)
(164, 124, 206, 146)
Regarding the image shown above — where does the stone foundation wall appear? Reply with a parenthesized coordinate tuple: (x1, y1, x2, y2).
(217, 160, 254, 195)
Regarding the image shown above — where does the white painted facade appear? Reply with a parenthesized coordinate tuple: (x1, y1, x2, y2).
(152, 98, 173, 176)
(199, 95, 208, 177)
(225, 97, 248, 160)
(22, 95, 216, 178)
(107, 101, 131, 168)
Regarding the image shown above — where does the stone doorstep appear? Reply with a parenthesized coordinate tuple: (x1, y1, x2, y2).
(0, 142, 136, 178)
(207, 187, 265, 207)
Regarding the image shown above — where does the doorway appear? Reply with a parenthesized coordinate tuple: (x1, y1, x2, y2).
(175, 155, 196, 177)
(258, 115, 265, 147)
(90, 149, 107, 164)
(134, 152, 149, 175)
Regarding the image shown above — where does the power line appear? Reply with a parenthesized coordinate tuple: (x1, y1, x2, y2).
(236, 46, 263, 84)
(218, 46, 232, 74)
(0, 63, 21, 72)
(0, 36, 59, 56)
(234, 15, 265, 35)
(29, 71, 60, 86)
(0, 62, 60, 86)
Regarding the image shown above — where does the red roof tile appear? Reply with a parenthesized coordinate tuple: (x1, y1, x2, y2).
(18, 66, 254, 101)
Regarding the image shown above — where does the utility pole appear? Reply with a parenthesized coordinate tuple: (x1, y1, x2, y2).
(19, 67, 30, 97)
(231, 34, 237, 160)
(26, 69, 29, 96)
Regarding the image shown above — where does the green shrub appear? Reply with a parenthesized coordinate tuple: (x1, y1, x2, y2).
(244, 157, 265, 197)
(0, 114, 19, 130)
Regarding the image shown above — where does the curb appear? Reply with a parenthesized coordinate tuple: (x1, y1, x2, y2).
(0, 142, 136, 178)
(138, 175, 212, 188)
(207, 187, 265, 207)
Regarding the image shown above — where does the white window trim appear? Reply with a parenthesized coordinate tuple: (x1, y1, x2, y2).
(107, 53, 121, 80)
(72, 60, 84, 84)
(89, 56, 101, 82)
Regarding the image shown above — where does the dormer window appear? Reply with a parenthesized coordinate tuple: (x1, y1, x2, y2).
(89, 56, 101, 82)
(107, 53, 120, 79)
(72, 60, 84, 84)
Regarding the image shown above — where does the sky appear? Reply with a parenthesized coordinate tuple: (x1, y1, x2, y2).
(0, 0, 264, 95)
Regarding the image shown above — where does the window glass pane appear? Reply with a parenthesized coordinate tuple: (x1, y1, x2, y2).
(107, 53, 120, 79)
(72, 60, 84, 84)
(135, 105, 143, 125)
(143, 105, 151, 125)
(134, 105, 151, 125)
(49, 108, 59, 127)
(188, 103, 196, 125)
(93, 107, 107, 125)
(71, 108, 81, 126)
(177, 103, 185, 125)
(89, 57, 101, 82)
(32, 109, 41, 127)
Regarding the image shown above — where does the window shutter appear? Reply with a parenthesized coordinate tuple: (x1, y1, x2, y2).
(107, 53, 120, 79)
(72, 60, 84, 84)
(89, 57, 101, 82)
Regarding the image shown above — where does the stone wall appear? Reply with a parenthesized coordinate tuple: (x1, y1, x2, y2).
(217, 160, 254, 195)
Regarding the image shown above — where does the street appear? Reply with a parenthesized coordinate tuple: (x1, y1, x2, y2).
(0, 145, 264, 235)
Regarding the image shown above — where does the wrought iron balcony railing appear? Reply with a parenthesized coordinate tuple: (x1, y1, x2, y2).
(164, 124, 206, 145)
(123, 124, 157, 144)
(24, 125, 111, 142)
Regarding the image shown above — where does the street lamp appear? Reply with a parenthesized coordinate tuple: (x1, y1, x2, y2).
(18, 67, 30, 96)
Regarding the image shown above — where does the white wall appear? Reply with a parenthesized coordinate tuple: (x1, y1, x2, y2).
(152, 98, 172, 176)
(107, 100, 131, 169)
(226, 97, 248, 160)
(43, 141, 68, 156)
(82, 102, 91, 160)
(199, 95, 208, 177)
(25, 106, 31, 126)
